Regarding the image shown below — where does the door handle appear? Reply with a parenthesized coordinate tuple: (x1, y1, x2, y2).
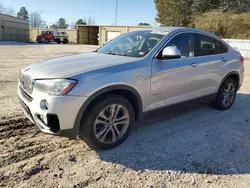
(190, 63, 199, 67)
(221, 57, 227, 62)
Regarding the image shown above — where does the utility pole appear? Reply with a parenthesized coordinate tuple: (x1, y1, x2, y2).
(115, 0, 118, 25)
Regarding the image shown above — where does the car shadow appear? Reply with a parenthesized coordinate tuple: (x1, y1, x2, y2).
(97, 93, 250, 175)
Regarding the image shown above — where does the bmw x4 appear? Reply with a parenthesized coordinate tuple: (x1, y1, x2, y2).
(18, 27, 244, 149)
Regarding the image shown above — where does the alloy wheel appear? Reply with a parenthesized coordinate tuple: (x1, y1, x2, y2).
(94, 104, 130, 144)
(222, 82, 236, 107)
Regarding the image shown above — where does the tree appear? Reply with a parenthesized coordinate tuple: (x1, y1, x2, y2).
(83, 16, 96, 25)
(154, 0, 250, 26)
(56, 18, 69, 29)
(29, 11, 46, 28)
(76, 19, 87, 25)
(191, 0, 250, 13)
(192, 11, 250, 39)
(218, 0, 250, 13)
(155, 0, 193, 26)
(69, 21, 76, 29)
(88, 16, 95, 25)
(138, 23, 151, 26)
(0, 2, 4, 13)
(3, 7, 15, 16)
(0, 2, 15, 16)
(17, 7, 29, 20)
(50, 24, 58, 29)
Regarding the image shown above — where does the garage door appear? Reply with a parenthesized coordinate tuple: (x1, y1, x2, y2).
(78, 26, 99, 45)
(105, 31, 121, 42)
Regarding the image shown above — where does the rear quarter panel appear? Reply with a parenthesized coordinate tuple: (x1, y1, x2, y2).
(220, 49, 244, 90)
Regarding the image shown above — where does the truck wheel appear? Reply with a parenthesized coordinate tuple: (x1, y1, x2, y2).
(211, 77, 237, 110)
(63, 39, 68, 44)
(45, 39, 49, 44)
(79, 94, 135, 150)
(56, 39, 61, 44)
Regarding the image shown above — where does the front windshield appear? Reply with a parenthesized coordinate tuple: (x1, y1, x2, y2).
(97, 30, 167, 57)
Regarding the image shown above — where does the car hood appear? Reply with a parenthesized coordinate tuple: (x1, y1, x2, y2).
(22, 52, 138, 79)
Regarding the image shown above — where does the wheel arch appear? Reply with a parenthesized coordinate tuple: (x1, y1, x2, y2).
(74, 85, 143, 135)
(218, 71, 240, 92)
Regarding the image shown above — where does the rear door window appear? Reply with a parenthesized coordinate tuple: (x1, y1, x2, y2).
(216, 40, 228, 54)
(195, 34, 228, 56)
(195, 34, 216, 56)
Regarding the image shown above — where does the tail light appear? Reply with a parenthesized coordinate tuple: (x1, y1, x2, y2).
(240, 55, 244, 63)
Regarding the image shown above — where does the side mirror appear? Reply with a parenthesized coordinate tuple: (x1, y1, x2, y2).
(161, 46, 182, 59)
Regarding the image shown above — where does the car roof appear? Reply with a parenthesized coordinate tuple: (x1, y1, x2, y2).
(137, 27, 211, 34)
(144, 27, 186, 31)
(135, 27, 222, 40)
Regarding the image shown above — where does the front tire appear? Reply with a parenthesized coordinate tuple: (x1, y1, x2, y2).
(79, 94, 135, 150)
(56, 39, 61, 44)
(45, 39, 49, 44)
(63, 39, 68, 44)
(211, 78, 237, 110)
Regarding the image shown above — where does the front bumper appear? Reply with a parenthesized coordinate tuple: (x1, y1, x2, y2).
(17, 83, 87, 138)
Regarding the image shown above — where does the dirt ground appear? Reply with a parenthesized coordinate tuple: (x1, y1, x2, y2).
(1, 44, 250, 188)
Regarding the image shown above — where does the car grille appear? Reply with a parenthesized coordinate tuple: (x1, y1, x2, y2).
(20, 74, 34, 94)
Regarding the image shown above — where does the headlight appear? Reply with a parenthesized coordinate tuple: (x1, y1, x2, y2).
(34, 79, 77, 95)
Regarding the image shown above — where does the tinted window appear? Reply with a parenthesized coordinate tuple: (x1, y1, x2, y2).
(165, 33, 195, 58)
(216, 40, 228, 54)
(195, 34, 228, 56)
(195, 34, 217, 56)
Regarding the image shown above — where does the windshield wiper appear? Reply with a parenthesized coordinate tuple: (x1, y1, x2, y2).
(107, 51, 127, 56)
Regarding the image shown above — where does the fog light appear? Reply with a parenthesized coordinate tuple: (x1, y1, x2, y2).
(40, 100, 48, 110)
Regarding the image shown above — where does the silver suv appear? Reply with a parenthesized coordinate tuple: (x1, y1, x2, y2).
(18, 27, 244, 149)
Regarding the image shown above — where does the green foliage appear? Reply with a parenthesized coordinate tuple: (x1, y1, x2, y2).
(192, 11, 250, 39)
(56, 18, 69, 29)
(154, 0, 193, 26)
(17, 7, 29, 20)
(155, 0, 250, 26)
(76, 19, 87, 25)
(138, 23, 151, 26)
(154, 0, 250, 38)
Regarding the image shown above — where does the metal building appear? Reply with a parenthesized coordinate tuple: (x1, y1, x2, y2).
(0, 13, 29, 42)
(77, 25, 151, 45)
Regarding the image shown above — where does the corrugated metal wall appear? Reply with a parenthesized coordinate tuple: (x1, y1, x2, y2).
(0, 13, 29, 42)
(29, 28, 77, 43)
(224, 39, 250, 59)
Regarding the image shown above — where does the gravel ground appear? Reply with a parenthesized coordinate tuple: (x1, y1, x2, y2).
(1, 44, 250, 188)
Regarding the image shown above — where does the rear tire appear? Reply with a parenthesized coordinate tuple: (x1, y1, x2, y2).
(79, 94, 135, 150)
(45, 39, 49, 44)
(211, 78, 237, 110)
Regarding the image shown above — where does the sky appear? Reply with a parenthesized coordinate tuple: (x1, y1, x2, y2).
(1, 0, 158, 27)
